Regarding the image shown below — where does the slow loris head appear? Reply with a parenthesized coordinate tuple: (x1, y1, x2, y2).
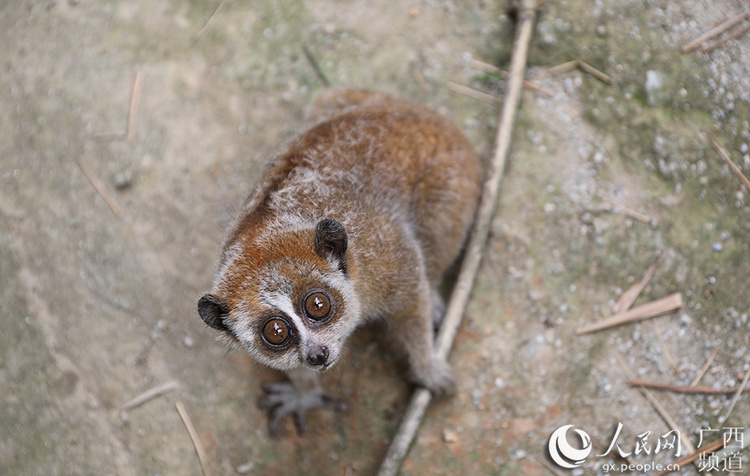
(198, 219, 361, 372)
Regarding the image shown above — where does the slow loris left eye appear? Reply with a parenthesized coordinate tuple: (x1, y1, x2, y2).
(304, 292, 331, 320)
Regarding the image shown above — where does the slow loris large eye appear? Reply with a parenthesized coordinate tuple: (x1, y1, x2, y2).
(304, 292, 331, 321)
(262, 318, 291, 346)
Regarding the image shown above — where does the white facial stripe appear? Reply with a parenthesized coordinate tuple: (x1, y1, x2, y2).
(263, 292, 307, 344)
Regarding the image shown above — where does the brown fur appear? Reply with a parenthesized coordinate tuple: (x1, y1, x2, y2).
(199, 88, 481, 419)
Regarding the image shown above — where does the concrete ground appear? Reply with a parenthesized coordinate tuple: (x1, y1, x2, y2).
(1, 0, 749, 475)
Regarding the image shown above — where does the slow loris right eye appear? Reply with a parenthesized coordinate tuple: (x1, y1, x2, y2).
(262, 318, 291, 346)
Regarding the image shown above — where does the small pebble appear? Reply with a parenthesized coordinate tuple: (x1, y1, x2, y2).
(236, 461, 255, 474)
(442, 429, 459, 444)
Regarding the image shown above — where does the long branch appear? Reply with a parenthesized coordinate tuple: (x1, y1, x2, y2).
(376, 2, 541, 474)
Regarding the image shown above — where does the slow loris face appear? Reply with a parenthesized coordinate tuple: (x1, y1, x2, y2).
(198, 219, 361, 372)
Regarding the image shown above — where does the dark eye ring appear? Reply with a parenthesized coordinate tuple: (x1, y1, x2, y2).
(261, 317, 292, 347)
(303, 291, 332, 321)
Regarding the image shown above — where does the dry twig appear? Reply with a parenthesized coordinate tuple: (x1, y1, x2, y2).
(534, 59, 578, 81)
(175, 401, 212, 476)
(302, 46, 332, 87)
(612, 252, 664, 314)
(681, 12, 750, 52)
(596, 193, 653, 224)
(127, 72, 143, 143)
(653, 436, 728, 476)
(75, 156, 120, 216)
(121, 380, 179, 412)
(446, 81, 502, 105)
(411, 67, 429, 92)
(377, 1, 541, 474)
(195, 0, 228, 40)
(720, 370, 750, 424)
(576, 292, 682, 335)
(534, 59, 613, 84)
(469, 58, 552, 97)
(691, 346, 720, 386)
(653, 320, 680, 373)
(616, 355, 699, 474)
(712, 139, 750, 192)
(628, 379, 750, 395)
(700, 23, 750, 53)
(577, 60, 614, 85)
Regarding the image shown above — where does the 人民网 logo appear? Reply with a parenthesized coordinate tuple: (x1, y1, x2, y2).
(548, 424, 593, 469)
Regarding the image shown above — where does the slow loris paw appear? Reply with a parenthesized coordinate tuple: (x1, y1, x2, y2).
(410, 358, 456, 398)
(258, 381, 348, 436)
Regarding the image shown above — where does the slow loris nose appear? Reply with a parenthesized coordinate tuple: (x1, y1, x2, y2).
(307, 345, 329, 367)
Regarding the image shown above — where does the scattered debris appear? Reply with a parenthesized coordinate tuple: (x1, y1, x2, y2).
(576, 292, 683, 335)
(411, 67, 429, 92)
(690, 346, 720, 386)
(654, 434, 728, 476)
(628, 379, 749, 395)
(720, 370, 750, 424)
(302, 45, 332, 87)
(712, 139, 750, 192)
(681, 12, 750, 53)
(446, 81, 502, 105)
(236, 461, 255, 474)
(75, 156, 121, 216)
(616, 354, 700, 473)
(535, 59, 613, 85)
(127, 71, 144, 143)
(611, 252, 664, 314)
(121, 380, 180, 413)
(176, 401, 213, 476)
(442, 428, 459, 444)
(700, 23, 750, 53)
(469, 58, 553, 97)
(195, 0, 227, 40)
(596, 192, 653, 224)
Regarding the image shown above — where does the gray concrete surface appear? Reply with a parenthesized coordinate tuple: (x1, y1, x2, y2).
(1, 1, 749, 474)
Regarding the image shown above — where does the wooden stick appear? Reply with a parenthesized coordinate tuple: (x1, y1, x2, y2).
(533, 59, 612, 84)
(596, 193, 652, 223)
(92, 130, 126, 142)
(121, 380, 179, 412)
(176, 401, 213, 476)
(195, 0, 227, 40)
(75, 156, 120, 216)
(615, 354, 699, 473)
(720, 370, 750, 424)
(534, 59, 579, 81)
(611, 252, 664, 314)
(629, 379, 750, 395)
(577, 60, 614, 85)
(411, 67, 429, 92)
(681, 12, 750, 52)
(576, 292, 682, 335)
(653, 320, 680, 373)
(653, 436, 728, 476)
(126, 72, 143, 143)
(446, 81, 502, 105)
(302, 45, 332, 87)
(712, 139, 750, 192)
(469, 59, 553, 97)
(377, 2, 540, 474)
(691, 346, 720, 386)
(700, 23, 750, 53)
